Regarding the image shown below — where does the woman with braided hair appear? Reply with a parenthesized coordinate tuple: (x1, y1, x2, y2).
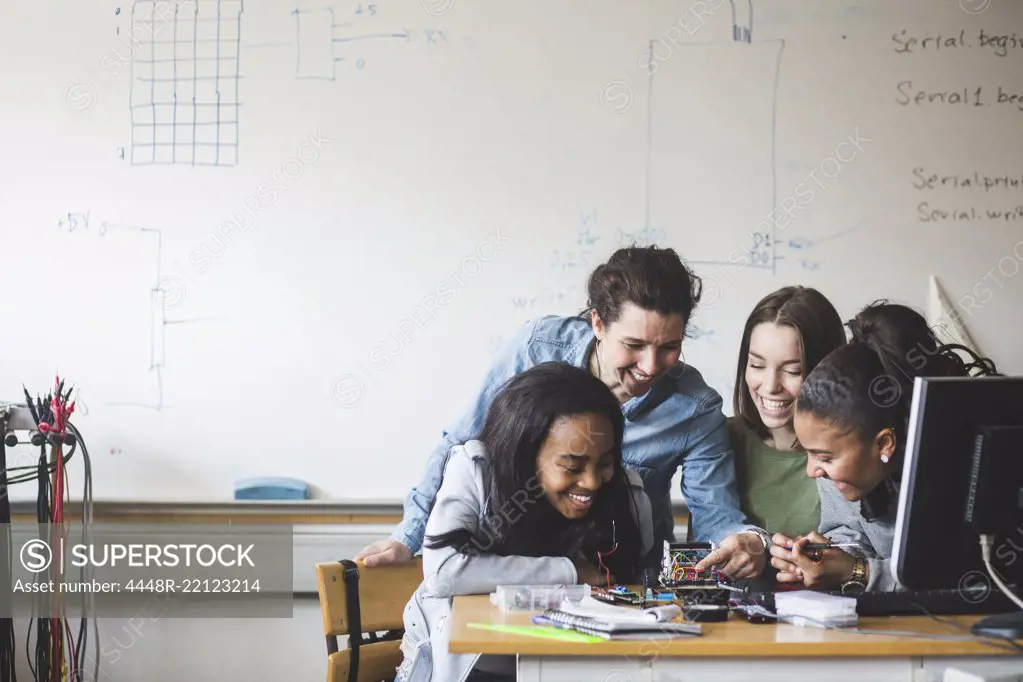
(768, 300, 999, 593)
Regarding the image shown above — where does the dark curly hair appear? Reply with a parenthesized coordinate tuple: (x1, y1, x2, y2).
(797, 300, 1000, 467)
(582, 246, 703, 338)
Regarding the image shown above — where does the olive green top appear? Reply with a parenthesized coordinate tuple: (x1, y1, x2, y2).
(727, 417, 821, 540)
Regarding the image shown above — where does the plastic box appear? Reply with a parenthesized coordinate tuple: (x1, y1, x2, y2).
(489, 584, 590, 612)
(774, 590, 859, 628)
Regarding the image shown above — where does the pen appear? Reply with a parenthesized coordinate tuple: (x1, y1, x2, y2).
(795, 542, 862, 561)
(530, 616, 574, 631)
(800, 542, 861, 552)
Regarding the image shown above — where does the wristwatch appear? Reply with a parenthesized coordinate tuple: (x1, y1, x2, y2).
(841, 557, 868, 594)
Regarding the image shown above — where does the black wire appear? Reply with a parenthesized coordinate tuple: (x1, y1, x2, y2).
(34, 450, 46, 682)
(0, 613, 15, 682)
(903, 602, 1023, 655)
(71, 435, 85, 680)
(66, 423, 92, 682)
(0, 441, 76, 489)
(0, 419, 17, 682)
(24, 619, 34, 682)
(3, 393, 86, 681)
(20, 389, 39, 427)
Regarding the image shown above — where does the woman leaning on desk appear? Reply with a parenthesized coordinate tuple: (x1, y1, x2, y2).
(726, 286, 846, 548)
(357, 245, 772, 580)
(769, 301, 999, 593)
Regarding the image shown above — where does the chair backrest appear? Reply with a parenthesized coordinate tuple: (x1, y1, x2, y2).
(315, 558, 424, 682)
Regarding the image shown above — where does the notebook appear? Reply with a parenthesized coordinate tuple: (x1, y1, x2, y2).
(557, 595, 683, 623)
(542, 596, 701, 640)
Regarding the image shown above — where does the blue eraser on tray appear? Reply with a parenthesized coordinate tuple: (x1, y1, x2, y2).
(234, 477, 309, 500)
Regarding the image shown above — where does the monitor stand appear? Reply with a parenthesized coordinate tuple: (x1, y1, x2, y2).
(971, 612, 1023, 640)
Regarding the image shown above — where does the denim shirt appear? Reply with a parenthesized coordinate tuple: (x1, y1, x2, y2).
(390, 315, 758, 552)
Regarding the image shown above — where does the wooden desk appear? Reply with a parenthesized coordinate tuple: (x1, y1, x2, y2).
(450, 595, 1023, 682)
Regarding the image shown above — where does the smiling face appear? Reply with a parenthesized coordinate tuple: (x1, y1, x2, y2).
(745, 322, 805, 437)
(795, 410, 895, 501)
(590, 303, 684, 403)
(536, 413, 617, 520)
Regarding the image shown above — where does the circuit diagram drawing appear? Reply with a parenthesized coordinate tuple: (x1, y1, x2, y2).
(57, 215, 212, 411)
(292, 4, 448, 80)
(731, 0, 753, 43)
(129, 0, 244, 166)
(644, 0, 794, 276)
(644, 0, 858, 277)
(122, 1, 452, 161)
(636, 0, 867, 359)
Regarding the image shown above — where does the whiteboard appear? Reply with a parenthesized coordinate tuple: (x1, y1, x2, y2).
(1, 0, 1021, 502)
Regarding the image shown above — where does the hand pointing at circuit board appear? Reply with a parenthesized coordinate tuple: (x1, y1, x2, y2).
(694, 532, 768, 581)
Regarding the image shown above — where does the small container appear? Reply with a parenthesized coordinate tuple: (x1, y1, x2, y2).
(489, 584, 591, 612)
(684, 603, 729, 622)
(774, 590, 858, 628)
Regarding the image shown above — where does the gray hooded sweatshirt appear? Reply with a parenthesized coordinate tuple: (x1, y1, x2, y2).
(396, 440, 654, 682)
(817, 477, 903, 592)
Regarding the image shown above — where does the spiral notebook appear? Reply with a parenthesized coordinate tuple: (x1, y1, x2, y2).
(557, 596, 683, 623)
(541, 598, 702, 640)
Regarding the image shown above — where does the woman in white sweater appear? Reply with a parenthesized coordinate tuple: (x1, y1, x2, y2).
(397, 362, 654, 682)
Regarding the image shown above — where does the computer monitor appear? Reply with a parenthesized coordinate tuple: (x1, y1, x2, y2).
(892, 375, 1023, 635)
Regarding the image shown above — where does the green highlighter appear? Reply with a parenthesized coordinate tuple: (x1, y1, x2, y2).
(467, 622, 603, 643)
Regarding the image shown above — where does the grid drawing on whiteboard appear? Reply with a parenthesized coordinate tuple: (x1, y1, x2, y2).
(129, 0, 244, 166)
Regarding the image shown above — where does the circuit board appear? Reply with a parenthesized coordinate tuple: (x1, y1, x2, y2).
(592, 585, 645, 605)
(659, 542, 724, 587)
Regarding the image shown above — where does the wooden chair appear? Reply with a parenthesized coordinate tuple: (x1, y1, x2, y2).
(315, 557, 424, 682)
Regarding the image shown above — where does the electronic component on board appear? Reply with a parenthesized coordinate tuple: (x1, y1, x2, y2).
(658, 542, 726, 587)
(592, 585, 645, 606)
